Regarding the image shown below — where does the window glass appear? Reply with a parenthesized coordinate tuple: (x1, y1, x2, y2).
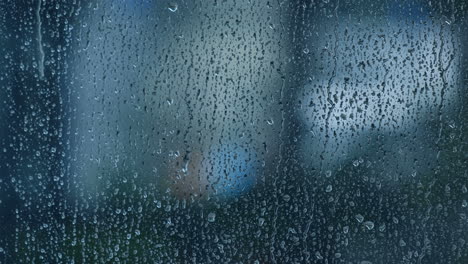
(0, 0, 467, 263)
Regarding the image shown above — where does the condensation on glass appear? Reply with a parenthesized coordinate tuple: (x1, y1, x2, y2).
(0, 0, 467, 263)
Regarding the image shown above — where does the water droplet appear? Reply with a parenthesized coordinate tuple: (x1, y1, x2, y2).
(363, 221, 374, 230)
(258, 218, 265, 226)
(399, 239, 406, 247)
(379, 224, 386, 232)
(353, 160, 360, 167)
(315, 251, 324, 260)
(207, 212, 216, 222)
(303, 48, 310, 54)
(168, 3, 178, 12)
(267, 118, 274, 125)
(325, 185, 332, 192)
(355, 214, 364, 223)
(343, 226, 349, 234)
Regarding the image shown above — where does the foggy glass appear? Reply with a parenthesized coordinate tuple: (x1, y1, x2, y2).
(0, 0, 467, 263)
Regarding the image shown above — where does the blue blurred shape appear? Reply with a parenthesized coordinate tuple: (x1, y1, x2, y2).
(206, 144, 257, 198)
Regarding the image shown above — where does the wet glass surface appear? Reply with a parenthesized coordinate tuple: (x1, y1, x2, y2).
(0, 0, 467, 263)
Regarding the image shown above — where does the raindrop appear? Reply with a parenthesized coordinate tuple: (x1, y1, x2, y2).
(343, 226, 349, 234)
(353, 160, 360, 167)
(363, 221, 374, 230)
(355, 214, 364, 223)
(315, 251, 324, 260)
(168, 3, 178, 12)
(399, 239, 407, 247)
(379, 224, 386, 232)
(207, 212, 216, 223)
(258, 218, 265, 226)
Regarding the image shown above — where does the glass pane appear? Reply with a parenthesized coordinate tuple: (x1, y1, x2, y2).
(1, 0, 467, 263)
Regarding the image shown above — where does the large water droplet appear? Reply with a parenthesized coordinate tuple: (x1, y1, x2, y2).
(355, 214, 364, 223)
(207, 212, 216, 222)
(168, 3, 178, 12)
(363, 221, 374, 230)
(343, 226, 349, 234)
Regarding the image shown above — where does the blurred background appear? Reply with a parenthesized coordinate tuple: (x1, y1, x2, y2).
(0, 0, 467, 263)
